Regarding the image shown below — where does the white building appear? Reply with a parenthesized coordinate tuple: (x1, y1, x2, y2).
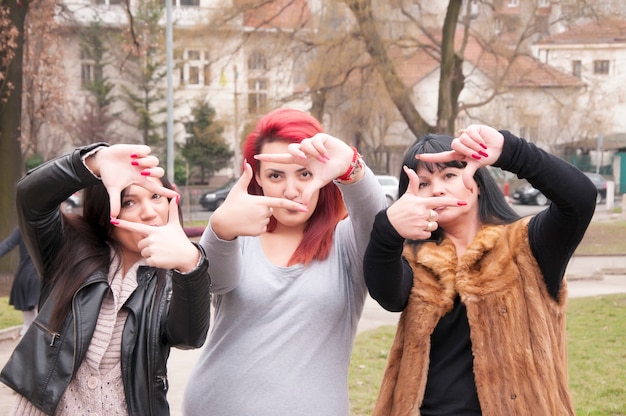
(32, 0, 626, 184)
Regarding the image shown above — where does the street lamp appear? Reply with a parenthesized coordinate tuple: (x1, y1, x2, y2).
(233, 65, 240, 174)
(165, 0, 174, 183)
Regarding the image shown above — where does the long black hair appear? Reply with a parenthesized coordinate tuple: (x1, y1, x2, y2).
(398, 134, 519, 242)
(47, 176, 178, 332)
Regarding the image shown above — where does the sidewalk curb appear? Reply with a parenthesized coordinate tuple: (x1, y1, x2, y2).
(0, 326, 20, 342)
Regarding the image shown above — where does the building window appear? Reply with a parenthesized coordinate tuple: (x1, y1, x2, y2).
(507, 0, 519, 7)
(593, 60, 609, 75)
(248, 52, 268, 71)
(182, 49, 210, 86)
(248, 78, 268, 114)
(203, 64, 211, 86)
(572, 60, 582, 78)
(93, 0, 122, 5)
(163, 0, 199, 5)
(538, 0, 549, 7)
(80, 50, 93, 86)
(494, 18, 503, 35)
(469, 0, 479, 18)
(189, 66, 199, 84)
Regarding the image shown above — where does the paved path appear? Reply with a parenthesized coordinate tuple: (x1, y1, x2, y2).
(1, 205, 625, 415)
(1, 267, 625, 415)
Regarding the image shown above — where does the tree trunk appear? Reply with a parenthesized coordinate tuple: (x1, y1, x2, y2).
(344, 0, 433, 139)
(437, 0, 463, 134)
(0, 0, 28, 273)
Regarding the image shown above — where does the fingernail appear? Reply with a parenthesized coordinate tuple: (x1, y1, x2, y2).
(110, 219, 120, 225)
(175, 195, 180, 204)
(471, 154, 481, 160)
(478, 150, 489, 158)
(480, 143, 488, 150)
(457, 201, 468, 206)
(131, 161, 139, 166)
(140, 170, 151, 176)
(299, 206, 308, 212)
(130, 154, 138, 158)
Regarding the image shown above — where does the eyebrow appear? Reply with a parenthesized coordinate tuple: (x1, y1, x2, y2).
(262, 167, 309, 174)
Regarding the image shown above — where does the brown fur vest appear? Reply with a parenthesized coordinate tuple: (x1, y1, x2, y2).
(373, 218, 575, 416)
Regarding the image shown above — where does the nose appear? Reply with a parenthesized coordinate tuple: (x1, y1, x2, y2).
(283, 177, 300, 200)
(429, 178, 446, 196)
(139, 200, 159, 222)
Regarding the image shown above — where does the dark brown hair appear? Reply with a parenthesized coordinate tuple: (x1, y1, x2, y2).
(47, 176, 177, 332)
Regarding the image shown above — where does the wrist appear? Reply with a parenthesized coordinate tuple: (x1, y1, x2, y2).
(175, 245, 203, 274)
(336, 147, 363, 183)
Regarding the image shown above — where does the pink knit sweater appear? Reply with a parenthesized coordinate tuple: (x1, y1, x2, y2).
(9, 257, 142, 416)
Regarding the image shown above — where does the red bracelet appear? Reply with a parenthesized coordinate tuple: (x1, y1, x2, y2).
(337, 146, 362, 181)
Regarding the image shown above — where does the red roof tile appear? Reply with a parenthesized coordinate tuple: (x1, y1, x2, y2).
(395, 28, 583, 88)
(240, 0, 313, 31)
(536, 18, 626, 45)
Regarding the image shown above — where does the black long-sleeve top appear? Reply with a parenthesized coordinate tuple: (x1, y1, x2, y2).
(363, 131, 597, 415)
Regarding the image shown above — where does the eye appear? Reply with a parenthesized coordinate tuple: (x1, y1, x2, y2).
(300, 170, 313, 179)
(121, 199, 135, 208)
(268, 172, 282, 180)
(444, 172, 457, 180)
(152, 193, 162, 200)
(418, 181, 429, 189)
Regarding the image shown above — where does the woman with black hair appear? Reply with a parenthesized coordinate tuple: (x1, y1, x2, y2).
(364, 125, 597, 415)
(0, 143, 211, 416)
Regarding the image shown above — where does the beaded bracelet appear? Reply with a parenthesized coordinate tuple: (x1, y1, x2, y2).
(336, 146, 363, 182)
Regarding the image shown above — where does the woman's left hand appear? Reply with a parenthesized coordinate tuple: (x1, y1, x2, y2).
(254, 133, 356, 204)
(111, 196, 200, 273)
(418, 124, 504, 191)
(86, 144, 179, 218)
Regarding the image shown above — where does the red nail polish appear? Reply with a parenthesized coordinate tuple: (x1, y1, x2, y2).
(110, 219, 120, 225)
(175, 195, 180, 204)
(141, 171, 151, 176)
(131, 161, 139, 166)
(480, 143, 488, 150)
(457, 201, 468, 206)
(471, 154, 481, 160)
(478, 150, 489, 157)
(130, 154, 138, 158)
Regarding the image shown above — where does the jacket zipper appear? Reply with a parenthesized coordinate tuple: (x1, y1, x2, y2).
(33, 320, 60, 346)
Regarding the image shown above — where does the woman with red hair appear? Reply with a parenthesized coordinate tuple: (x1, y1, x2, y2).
(182, 108, 387, 416)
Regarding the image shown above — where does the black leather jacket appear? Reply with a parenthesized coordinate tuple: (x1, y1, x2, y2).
(0, 144, 211, 415)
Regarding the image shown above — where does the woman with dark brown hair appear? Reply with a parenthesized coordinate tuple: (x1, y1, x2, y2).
(0, 143, 211, 416)
(182, 108, 387, 416)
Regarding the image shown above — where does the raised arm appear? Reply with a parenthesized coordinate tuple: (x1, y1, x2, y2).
(495, 130, 596, 298)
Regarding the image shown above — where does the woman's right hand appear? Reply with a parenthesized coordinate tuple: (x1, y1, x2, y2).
(387, 166, 466, 240)
(418, 124, 504, 191)
(210, 162, 308, 241)
(85, 144, 179, 218)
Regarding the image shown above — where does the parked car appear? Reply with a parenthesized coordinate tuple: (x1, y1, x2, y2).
(583, 172, 608, 203)
(511, 172, 607, 206)
(376, 175, 399, 205)
(199, 180, 236, 211)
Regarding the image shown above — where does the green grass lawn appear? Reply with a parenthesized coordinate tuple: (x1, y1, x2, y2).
(0, 297, 22, 329)
(0, 219, 624, 414)
(348, 294, 626, 416)
(575, 220, 626, 255)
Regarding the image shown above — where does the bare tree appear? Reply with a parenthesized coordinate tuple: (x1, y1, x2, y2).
(0, 0, 27, 271)
(21, 0, 70, 161)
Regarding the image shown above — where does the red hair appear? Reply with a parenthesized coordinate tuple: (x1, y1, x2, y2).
(242, 108, 347, 265)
